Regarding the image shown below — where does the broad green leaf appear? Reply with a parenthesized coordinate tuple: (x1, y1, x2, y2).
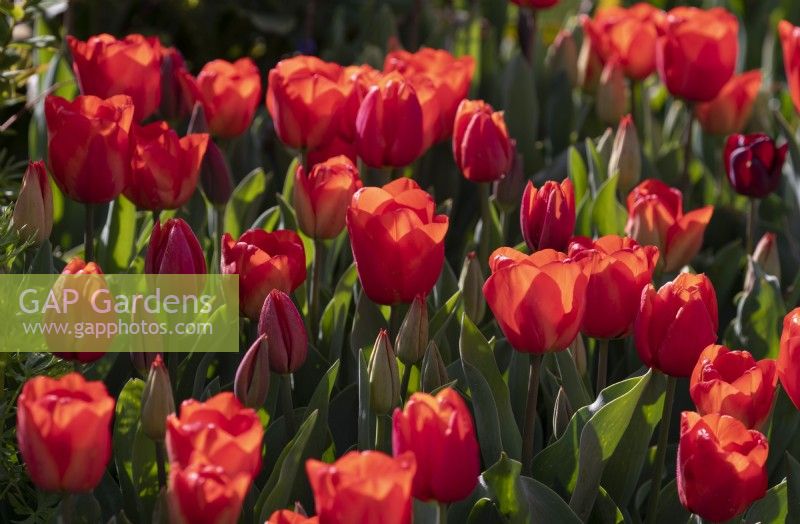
(575, 193, 594, 238)
(462, 361, 504, 465)
(766, 388, 800, 478)
(568, 146, 589, 203)
(590, 486, 625, 524)
(482, 454, 526, 522)
(223, 167, 271, 238)
(553, 350, 592, 412)
(357, 348, 374, 450)
(592, 175, 627, 236)
(585, 137, 606, 190)
(251, 205, 281, 232)
(350, 291, 387, 355)
(653, 479, 690, 524)
(787, 453, 800, 523)
(282, 158, 299, 202)
(744, 480, 788, 524)
(728, 262, 785, 360)
(276, 192, 299, 232)
(97, 196, 137, 273)
(319, 263, 359, 362)
(467, 498, 505, 524)
(502, 52, 538, 166)
(429, 290, 462, 344)
(519, 477, 582, 524)
(112, 378, 145, 524)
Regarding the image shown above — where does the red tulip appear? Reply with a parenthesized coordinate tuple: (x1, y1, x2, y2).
(689, 344, 777, 429)
(656, 7, 739, 102)
(723, 134, 788, 199)
(778, 307, 800, 410)
(677, 412, 768, 522)
(125, 121, 208, 210)
(168, 461, 250, 524)
(520, 179, 575, 252)
(166, 392, 263, 478)
(45, 94, 134, 204)
(221, 229, 306, 320)
(625, 179, 713, 272)
(779, 21, 800, 114)
(346, 179, 448, 305)
(695, 71, 762, 136)
(145, 218, 207, 274)
(452, 99, 513, 183)
(568, 235, 658, 339)
(68, 34, 161, 120)
(634, 272, 718, 377)
(355, 72, 424, 168)
(17, 372, 114, 492)
(392, 387, 479, 502)
(258, 289, 308, 375)
(334, 64, 383, 144)
(306, 135, 358, 168)
(191, 58, 262, 138)
(306, 451, 416, 524)
(294, 155, 363, 239)
(267, 55, 346, 150)
(483, 248, 588, 353)
(266, 510, 317, 524)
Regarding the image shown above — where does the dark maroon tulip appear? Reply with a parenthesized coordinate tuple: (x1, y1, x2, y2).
(257, 290, 307, 374)
(145, 218, 207, 274)
(724, 134, 788, 198)
(234, 334, 270, 409)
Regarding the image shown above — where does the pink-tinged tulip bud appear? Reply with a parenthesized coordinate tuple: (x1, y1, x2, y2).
(596, 60, 628, 125)
(547, 29, 578, 87)
(234, 335, 270, 409)
(452, 99, 513, 183)
(395, 295, 428, 366)
(200, 139, 234, 207)
(294, 155, 363, 239)
(141, 355, 176, 441)
(744, 233, 781, 293)
(420, 341, 448, 393)
(12, 161, 53, 243)
(520, 179, 576, 252)
(258, 290, 308, 375)
(369, 330, 401, 415)
(724, 133, 788, 199)
(695, 71, 762, 136)
(493, 146, 525, 212)
(145, 218, 207, 274)
(608, 115, 641, 195)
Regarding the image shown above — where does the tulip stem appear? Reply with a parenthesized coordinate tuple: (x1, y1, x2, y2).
(645, 374, 677, 524)
(309, 238, 323, 340)
(746, 199, 758, 254)
(521, 354, 543, 476)
(154, 441, 167, 488)
(478, 183, 492, 272)
(84, 204, 94, 262)
(437, 502, 448, 524)
(59, 493, 77, 524)
(595, 339, 609, 396)
(281, 374, 297, 437)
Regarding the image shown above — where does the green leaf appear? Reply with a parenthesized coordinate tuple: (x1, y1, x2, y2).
(282, 158, 299, 202)
(429, 290, 462, 345)
(27, 239, 55, 274)
(112, 378, 145, 524)
(592, 174, 626, 236)
(255, 410, 319, 523)
(502, 52, 538, 166)
(519, 477, 582, 524)
(569, 146, 589, 203)
(653, 479, 690, 524)
(276, 192, 299, 231)
(350, 291, 388, 355)
(482, 454, 526, 521)
(357, 348, 374, 450)
(459, 314, 522, 462)
(467, 498, 505, 524)
(728, 261, 786, 360)
(250, 205, 281, 231)
(575, 193, 594, 238)
(744, 480, 788, 524)
(223, 167, 271, 239)
(97, 196, 137, 273)
(787, 453, 800, 524)
(766, 388, 800, 478)
(553, 350, 592, 412)
(319, 263, 359, 362)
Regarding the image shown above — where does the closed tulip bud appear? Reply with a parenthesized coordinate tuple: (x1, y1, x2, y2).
(131, 351, 159, 378)
(493, 147, 525, 212)
(690, 345, 777, 430)
(145, 218, 207, 275)
(258, 290, 307, 375)
(368, 330, 401, 415)
(199, 139, 234, 206)
(608, 115, 641, 195)
(695, 71, 762, 136)
(294, 155, 363, 239)
(45, 94, 134, 204)
(552, 387, 572, 439)
(546, 29, 578, 87)
(12, 161, 52, 243)
(159, 46, 194, 120)
(656, 7, 738, 102)
(141, 355, 176, 441)
(677, 412, 768, 522)
(459, 252, 486, 323)
(724, 134, 788, 199)
(420, 341, 448, 393)
(168, 461, 250, 524)
(392, 388, 480, 502)
(778, 308, 800, 410)
(779, 21, 800, 114)
(17, 373, 115, 492)
(596, 60, 628, 125)
(395, 296, 428, 366)
(193, 58, 261, 139)
(452, 99, 513, 183)
(577, 26, 603, 93)
(520, 179, 576, 252)
(635, 273, 718, 377)
(234, 335, 270, 409)
(744, 233, 781, 293)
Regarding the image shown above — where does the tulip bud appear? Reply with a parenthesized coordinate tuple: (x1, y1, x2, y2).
(552, 387, 572, 439)
(368, 329, 400, 415)
(452, 99, 513, 183)
(395, 296, 428, 366)
(12, 161, 53, 243)
(596, 60, 628, 125)
(258, 290, 308, 375)
(744, 233, 781, 294)
(459, 252, 486, 324)
(546, 29, 578, 88)
(145, 218, 207, 275)
(608, 115, 641, 195)
(234, 335, 270, 409)
(577, 32, 603, 93)
(493, 146, 525, 213)
(159, 47, 194, 121)
(420, 341, 448, 393)
(141, 355, 176, 441)
(520, 179, 576, 252)
(131, 351, 160, 378)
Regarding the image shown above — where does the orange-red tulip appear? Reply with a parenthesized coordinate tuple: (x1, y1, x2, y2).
(168, 461, 250, 524)
(568, 235, 658, 339)
(520, 179, 575, 252)
(16, 372, 114, 492)
(452, 99, 513, 183)
(392, 387, 479, 503)
(306, 451, 416, 524)
(635, 272, 718, 377)
(68, 34, 161, 120)
(677, 412, 768, 522)
(266, 510, 317, 524)
(337, 64, 383, 143)
(695, 71, 762, 136)
(294, 155, 363, 239)
(346, 179, 448, 305)
(125, 121, 208, 210)
(355, 72, 424, 168)
(778, 307, 800, 410)
(483, 248, 588, 353)
(656, 7, 739, 102)
(45, 94, 134, 204)
(625, 179, 713, 272)
(267, 55, 346, 150)
(779, 21, 800, 114)
(221, 229, 306, 320)
(689, 344, 777, 429)
(191, 58, 262, 138)
(166, 392, 263, 478)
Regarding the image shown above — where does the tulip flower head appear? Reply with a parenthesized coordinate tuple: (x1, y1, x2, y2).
(141, 354, 176, 441)
(145, 218, 207, 275)
(723, 133, 788, 199)
(452, 99, 513, 183)
(191, 58, 262, 138)
(778, 307, 800, 410)
(234, 334, 270, 410)
(695, 71, 762, 136)
(294, 155, 363, 239)
(168, 460, 251, 524)
(258, 290, 308, 375)
(520, 179, 576, 253)
(778, 20, 800, 114)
